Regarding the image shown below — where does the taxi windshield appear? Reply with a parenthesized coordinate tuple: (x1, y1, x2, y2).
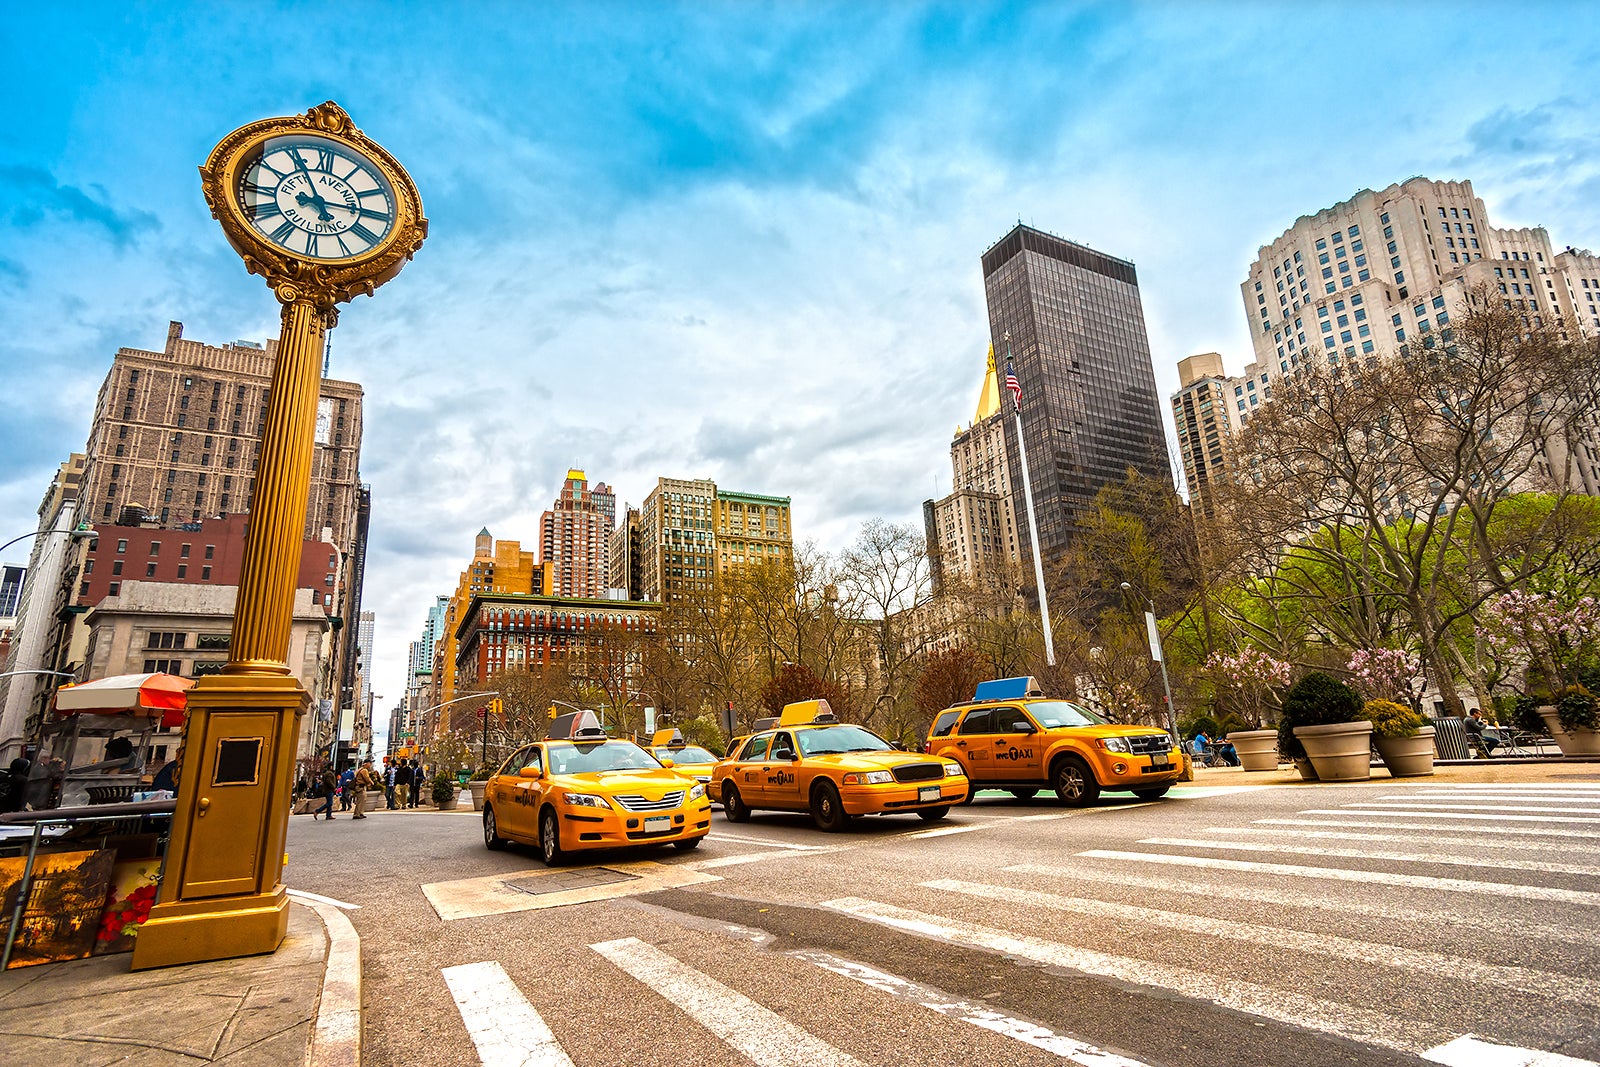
(546, 740, 661, 775)
(1025, 700, 1108, 728)
(653, 745, 716, 764)
(797, 724, 892, 756)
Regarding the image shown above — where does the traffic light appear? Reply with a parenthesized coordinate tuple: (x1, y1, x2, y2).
(547, 704, 557, 719)
(490, 698, 503, 718)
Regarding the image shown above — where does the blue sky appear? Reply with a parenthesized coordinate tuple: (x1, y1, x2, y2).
(3, 2, 1597, 726)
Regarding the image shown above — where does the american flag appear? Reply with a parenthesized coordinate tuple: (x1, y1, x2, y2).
(1004, 361, 1022, 411)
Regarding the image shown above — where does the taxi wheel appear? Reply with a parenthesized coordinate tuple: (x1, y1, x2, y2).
(1008, 788, 1039, 801)
(723, 783, 752, 823)
(673, 836, 703, 851)
(959, 778, 976, 805)
(916, 806, 949, 822)
(811, 781, 851, 832)
(1052, 757, 1101, 807)
(483, 805, 507, 851)
(1133, 785, 1171, 800)
(538, 808, 565, 866)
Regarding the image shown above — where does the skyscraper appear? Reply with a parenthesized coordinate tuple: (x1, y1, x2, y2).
(539, 470, 614, 599)
(1169, 352, 1249, 519)
(981, 224, 1170, 564)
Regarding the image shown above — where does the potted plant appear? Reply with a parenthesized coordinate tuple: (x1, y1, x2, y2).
(1540, 686, 1600, 757)
(1279, 671, 1372, 781)
(1207, 649, 1290, 772)
(468, 765, 493, 811)
(431, 770, 459, 810)
(1365, 699, 1435, 777)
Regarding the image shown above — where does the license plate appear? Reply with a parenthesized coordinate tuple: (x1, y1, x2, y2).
(644, 816, 671, 833)
(918, 786, 941, 802)
(1147, 762, 1172, 774)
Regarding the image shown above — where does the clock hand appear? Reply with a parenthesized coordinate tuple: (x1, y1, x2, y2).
(295, 191, 336, 222)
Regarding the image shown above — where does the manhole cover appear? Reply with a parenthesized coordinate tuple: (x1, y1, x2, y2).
(501, 868, 638, 896)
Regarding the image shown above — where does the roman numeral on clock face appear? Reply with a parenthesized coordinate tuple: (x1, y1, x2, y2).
(349, 221, 381, 246)
(313, 147, 336, 171)
(270, 220, 297, 245)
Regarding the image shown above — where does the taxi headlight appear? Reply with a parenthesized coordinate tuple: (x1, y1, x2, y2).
(1098, 737, 1132, 753)
(843, 771, 895, 785)
(562, 793, 610, 809)
(689, 783, 707, 801)
(943, 763, 965, 777)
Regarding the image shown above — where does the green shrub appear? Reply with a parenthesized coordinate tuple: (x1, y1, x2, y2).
(1556, 686, 1600, 733)
(1277, 671, 1365, 760)
(431, 771, 458, 805)
(1510, 694, 1547, 735)
(469, 765, 494, 781)
(1364, 699, 1424, 739)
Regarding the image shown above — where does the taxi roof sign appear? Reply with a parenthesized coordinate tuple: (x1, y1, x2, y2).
(650, 728, 685, 747)
(973, 677, 1044, 702)
(777, 699, 838, 726)
(549, 709, 607, 741)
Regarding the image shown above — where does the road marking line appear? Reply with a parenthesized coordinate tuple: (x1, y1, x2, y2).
(441, 960, 575, 1067)
(1303, 808, 1600, 825)
(1380, 793, 1600, 803)
(820, 896, 1448, 1053)
(1221, 826, 1600, 854)
(897, 824, 988, 839)
(924, 878, 1596, 1004)
(1077, 850, 1600, 907)
(422, 860, 720, 921)
(1256, 817, 1600, 839)
(1404, 783, 1600, 791)
(1136, 837, 1600, 878)
(287, 888, 361, 910)
(1004, 863, 1600, 949)
(707, 835, 836, 850)
(791, 948, 1152, 1067)
(1349, 802, 1600, 814)
(1423, 1034, 1599, 1066)
(686, 848, 847, 870)
(591, 937, 864, 1067)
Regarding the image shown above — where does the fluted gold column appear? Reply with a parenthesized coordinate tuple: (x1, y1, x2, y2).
(228, 290, 335, 673)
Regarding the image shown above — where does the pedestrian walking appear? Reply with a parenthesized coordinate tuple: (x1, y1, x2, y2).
(339, 765, 355, 810)
(384, 758, 397, 810)
(408, 759, 423, 807)
(352, 759, 377, 819)
(315, 766, 337, 820)
(395, 759, 412, 808)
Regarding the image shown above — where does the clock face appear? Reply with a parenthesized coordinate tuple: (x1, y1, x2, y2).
(235, 134, 396, 261)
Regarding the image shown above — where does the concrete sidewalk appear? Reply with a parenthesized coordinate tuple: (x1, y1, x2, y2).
(1192, 755, 1600, 786)
(0, 900, 355, 1067)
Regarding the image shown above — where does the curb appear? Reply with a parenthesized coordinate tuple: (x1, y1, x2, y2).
(295, 898, 362, 1067)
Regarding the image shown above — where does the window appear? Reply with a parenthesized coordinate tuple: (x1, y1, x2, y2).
(143, 659, 184, 675)
(204, 545, 215, 559)
(146, 631, 188, 650)
(116, 539, 127, 553)
(201, 566, 212, 580)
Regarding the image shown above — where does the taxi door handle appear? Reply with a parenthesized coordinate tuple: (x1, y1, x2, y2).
(955, 740, 967, 747)
(197, 797, 211, 817)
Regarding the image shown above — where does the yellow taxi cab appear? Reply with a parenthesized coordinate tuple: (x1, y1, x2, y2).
(482, 710, 712, 865)
(925, 676, 1180, 806)
(647, 729, 718, 788)
(708, 699, 967, 831)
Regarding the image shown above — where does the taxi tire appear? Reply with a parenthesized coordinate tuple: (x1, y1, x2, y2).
(916, 806, 949, 821)
(672, 836, 703, 851)
(483, 805, 508, 851)
(539, 807, 566, 866)
(811, 780, 851, 832)
(1009, 788, 1039, 801)
(723, 783, 752, 823)
(1133, 785, 1172, 800)
(959, 778, 976, 805)
(1052, 756, 1101, 807)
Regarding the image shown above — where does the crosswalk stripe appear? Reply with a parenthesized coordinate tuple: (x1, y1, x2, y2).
(923, 878, 1595, 1004)
(791, 948, 1152, 1067)
(1304, 808, 1600, 825)
(1423, 1034, 1600, 1066)
(1256, 817, 1600, 839)
(897, 823, 987, 839)
(1377, 793, 1600, 804)
(1221, 826, 1600, 855)
(1077, 850, 1600, 907)
(441, 961, 576, 1067)
(1137, 836, 1600, 878)
(1405, 783, 1600, 791)
(821, 896, 1451, 1053)
(590, 937, 864, 1067)
(1003, 862, 1600, 948)
(1350, 801, 1600, 814)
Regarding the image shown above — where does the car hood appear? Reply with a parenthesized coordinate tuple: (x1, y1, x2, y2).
(552, 768, 698, 794)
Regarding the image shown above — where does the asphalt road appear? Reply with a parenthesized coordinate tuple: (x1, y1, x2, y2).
(284, 775, 1600, 1067)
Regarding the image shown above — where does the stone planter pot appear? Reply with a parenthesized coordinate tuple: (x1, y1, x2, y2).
(469, 781, 488, 811)
(1227, 729, 1280, 772)
(1539, 707, 1600, 757)
(1292, 721, 1374, 782)
(1373, 726, 1435, 777)
(1292, 757, 1318, 781)
(435, 791, 459, 811)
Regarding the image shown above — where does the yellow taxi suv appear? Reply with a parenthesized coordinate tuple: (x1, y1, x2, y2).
(925, 676, 1180, 806)
(709, 699, 967, 831)
(482, 710, 712, 865)
(648, 728, 718, 788)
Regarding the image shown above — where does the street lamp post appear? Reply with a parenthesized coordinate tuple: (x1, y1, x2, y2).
(1121, 582, 1179, 745)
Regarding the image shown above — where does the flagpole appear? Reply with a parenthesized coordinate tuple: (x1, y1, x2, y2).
(1005, 336, 1056, 667)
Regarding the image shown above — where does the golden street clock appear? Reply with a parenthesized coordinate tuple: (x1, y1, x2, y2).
(199, 101, 426, 304)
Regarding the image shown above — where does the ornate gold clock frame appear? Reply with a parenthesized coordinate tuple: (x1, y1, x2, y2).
(133, 102, 425, 969)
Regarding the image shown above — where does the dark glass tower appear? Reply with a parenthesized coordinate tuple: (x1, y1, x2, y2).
(982, 224, 1169, 564)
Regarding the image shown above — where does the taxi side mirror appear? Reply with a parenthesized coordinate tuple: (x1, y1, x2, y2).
(1010, 721, 1036, 734)
(518, 767, 541, 779)
(773, 747, 798, 762)
(660, 757, 675, 768)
